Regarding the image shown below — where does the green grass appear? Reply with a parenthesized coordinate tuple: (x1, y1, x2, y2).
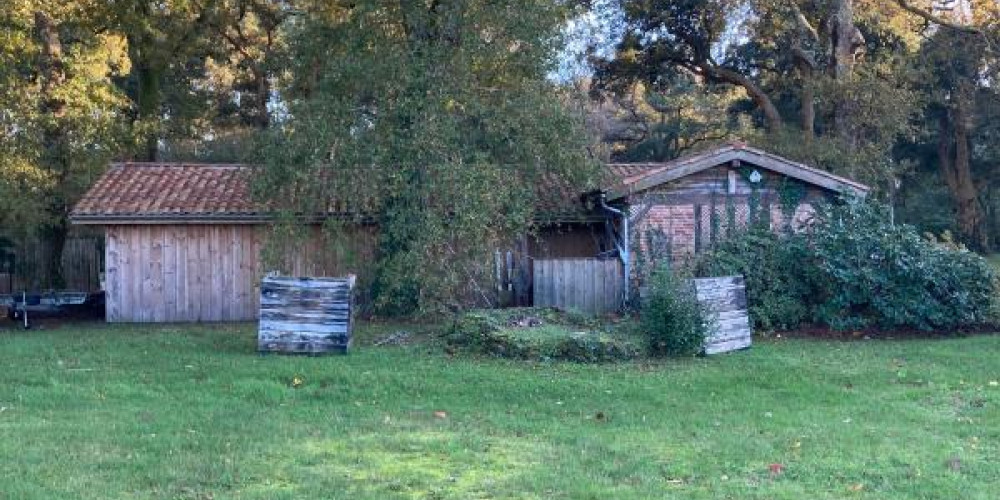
(1, 322, 998, 499)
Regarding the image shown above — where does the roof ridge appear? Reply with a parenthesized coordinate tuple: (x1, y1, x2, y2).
(109, 162, 251, 169)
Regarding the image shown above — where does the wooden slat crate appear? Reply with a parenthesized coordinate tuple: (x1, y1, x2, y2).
(693, 275, 752, 355)
(258, 275, 355, 354)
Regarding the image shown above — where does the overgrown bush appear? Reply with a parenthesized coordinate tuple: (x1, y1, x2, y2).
(695, 229, 817, 331)
(694, 200, 999, 332)
(446, 308, 641, 362)
(641, 266, 709, 356)
(807, 202, 998, 330)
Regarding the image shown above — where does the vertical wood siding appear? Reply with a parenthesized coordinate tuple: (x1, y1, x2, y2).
(104, 225, 262, 322)
(532, 258, 622, 315)
(105, 224, 375, 322)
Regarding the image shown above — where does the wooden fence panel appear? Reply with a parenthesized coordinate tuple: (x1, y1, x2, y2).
(0, 236, 103, 293)
(532, 258, 622, 315)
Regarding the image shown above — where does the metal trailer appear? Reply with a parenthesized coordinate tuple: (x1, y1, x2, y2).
(0, 291, 103, 328)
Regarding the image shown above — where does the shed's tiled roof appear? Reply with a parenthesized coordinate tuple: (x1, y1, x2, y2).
(71, 163, 257, 222)
(70, 163, 628, 224)
(71, 144, 868, 225)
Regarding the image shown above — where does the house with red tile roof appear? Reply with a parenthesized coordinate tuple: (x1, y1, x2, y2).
(71, 143, 868, 322)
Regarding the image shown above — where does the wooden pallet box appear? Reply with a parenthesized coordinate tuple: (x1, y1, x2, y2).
(693, 275, 752, 355)
(258, 275, 355, 354)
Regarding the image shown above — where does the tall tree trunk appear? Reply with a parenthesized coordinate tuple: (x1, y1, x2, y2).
(254, 69, 271, 128)
(789, 4, 818, 141)
(34, 11, 69, 288)
(829, 0, 862, 80)
(40, 219, 68, 289)
(937, 87, 989, 251)
(135, 57, 163, 161)
(800, 81, 815, 141)
(829, 0, 865, 146)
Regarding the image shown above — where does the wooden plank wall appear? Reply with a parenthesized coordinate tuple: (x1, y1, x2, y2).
(104, 224, 372, 323)
(532, 258, 622, 315)
(105, 225, 263, 322)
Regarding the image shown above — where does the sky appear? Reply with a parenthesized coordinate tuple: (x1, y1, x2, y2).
(552, 0, 623, 82)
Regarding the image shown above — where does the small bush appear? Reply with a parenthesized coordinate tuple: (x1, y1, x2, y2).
(446, 308, 641, 362)
(641, 266, 709, 356)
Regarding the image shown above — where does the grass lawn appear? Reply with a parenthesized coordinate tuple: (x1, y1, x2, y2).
(0, 322, 998, 499)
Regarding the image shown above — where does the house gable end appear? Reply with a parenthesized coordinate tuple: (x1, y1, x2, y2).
(607, 145, 870, 200)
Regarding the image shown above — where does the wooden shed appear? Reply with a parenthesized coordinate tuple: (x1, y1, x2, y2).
(70, 163, 374, 322)
(526, 142, 871, 313)
(605, 142, 869, 262)
(70, 143, 870, 321)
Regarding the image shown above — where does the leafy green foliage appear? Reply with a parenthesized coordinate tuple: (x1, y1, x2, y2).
(256, 2, 599, 315)
(697, 201, 999, 332)
(0, 4, 133, 285)
(807, 202, 998, 330)
(696, 230, 816, 332)
(446, 308, 641, 362)
(640, 266, 708, 356)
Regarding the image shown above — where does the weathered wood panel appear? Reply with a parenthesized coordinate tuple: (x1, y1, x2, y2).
(102, 224, 375, 323)
(533, 258, 622, 315)
(258, 276, 355, 354)
(103, 224, 264, 322)
(693, 275, 752, 355)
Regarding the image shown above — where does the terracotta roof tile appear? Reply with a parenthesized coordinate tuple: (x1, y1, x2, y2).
(71, 163, 257, 221)
(71, 162, 660, 224)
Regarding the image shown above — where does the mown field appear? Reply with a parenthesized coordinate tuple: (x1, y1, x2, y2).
(0, 321, 997, 499)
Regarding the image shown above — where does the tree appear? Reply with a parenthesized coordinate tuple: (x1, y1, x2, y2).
(0, 2, 131, 286)
(256, 1, 599, 314)
(590, 0, 918, 188)
(99, 0, 217, 161)
(908, 17, 1000, 250)
(588, 76, 739, 162)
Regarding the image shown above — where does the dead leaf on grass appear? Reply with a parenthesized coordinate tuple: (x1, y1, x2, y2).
(768, 463, 784, 477)
(433, 411, 448, 419)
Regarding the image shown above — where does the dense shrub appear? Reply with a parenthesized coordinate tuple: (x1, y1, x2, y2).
(641, 266, 709, 356)
(695, 229, 817, 331)
(695, 201, 999, 332)
(807, 202, 998, 330)
(446, 308, 642, 362)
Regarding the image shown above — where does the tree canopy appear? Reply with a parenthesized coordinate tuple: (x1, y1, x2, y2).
(254, 0, 598, 314)
(591, 0, 1000, 250)
(3, 0, 1000, 299)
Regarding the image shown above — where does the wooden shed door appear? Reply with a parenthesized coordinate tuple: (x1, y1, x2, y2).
(532, 258, 622, 315)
